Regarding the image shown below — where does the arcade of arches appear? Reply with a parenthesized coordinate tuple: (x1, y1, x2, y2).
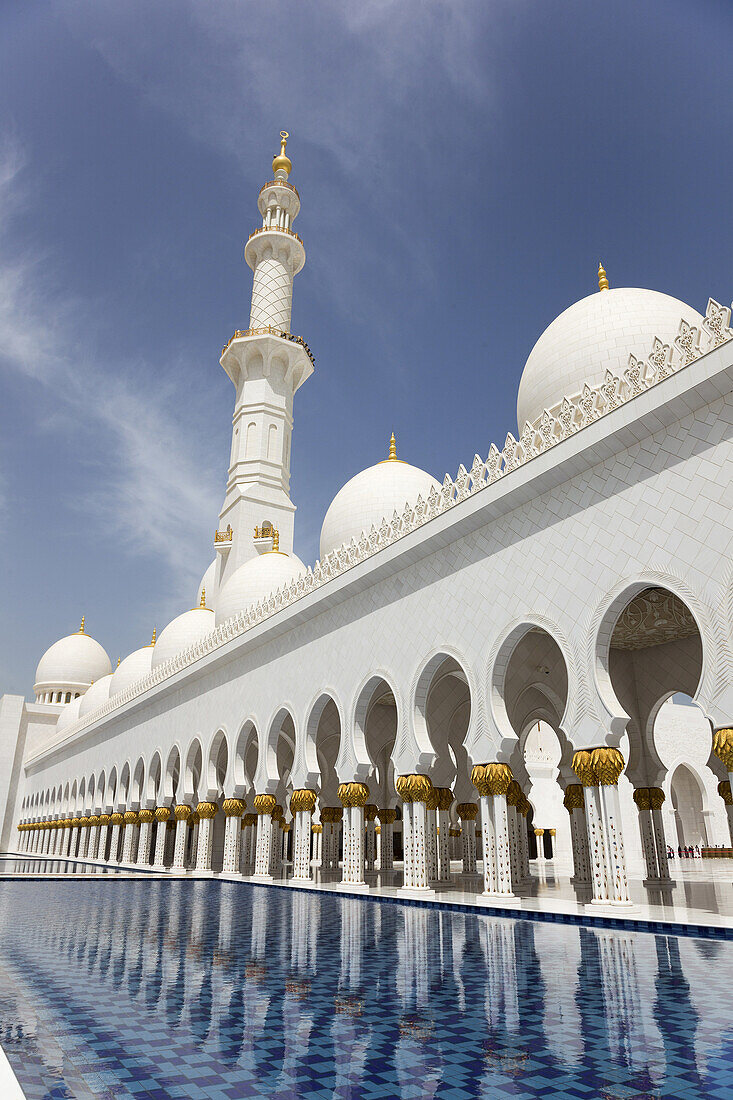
(18, 587, 733, 913)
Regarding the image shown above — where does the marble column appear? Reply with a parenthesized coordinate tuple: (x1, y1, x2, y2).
(472, 763, 515, 898)
(281, 822, 290, 869)
(377, 808, 396, 870)
(564, 784, 591, 886)
(87, 816, 100, 860)
(424, 789, 439, 884)
(713, 730, 733, 845)
(172, 804, 192, 870)
(572, 748, 631, 906)
(241, 813, 257, 873)
(634, 787, 666, 885)
(122, 811, 140, 864)
(108, 814, 124, 863)
(517, 795, 532, 884)
(137, 809, 154, 866)
(79, 817, 92, 859)
(338, 783, 369, 887)
(434, 788, 453, 882)
(195, 801, 218, 871)
(222, 798, 246, 873)
(395, 775, 433, 891)
(269, 806, 284, 877)
(312, 822, 323, 865)
(290, 790, 317, 880)
(253, 794, 277, 878)
(96, 815, 110, 862)
(153, 807, 171, 868)
(364, 804, 378, 872)
(505, 781, 524, 888)
(457, 803, 479, 874)
(188, 812, 200, 868)
(718, 781, 733, 845)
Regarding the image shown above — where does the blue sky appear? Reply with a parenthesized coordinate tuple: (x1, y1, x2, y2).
(1, 0, 731, 696)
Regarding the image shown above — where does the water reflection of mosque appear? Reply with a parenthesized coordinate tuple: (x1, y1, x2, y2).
(0, 883, 730, 1098)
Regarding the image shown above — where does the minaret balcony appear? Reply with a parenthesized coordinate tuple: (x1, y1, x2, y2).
(214, 525, 233, 547)
(248, 224, 303, 247)
(220, 327, 314, 391)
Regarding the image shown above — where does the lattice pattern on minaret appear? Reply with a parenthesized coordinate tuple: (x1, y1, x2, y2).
(250, 257, 293, 331)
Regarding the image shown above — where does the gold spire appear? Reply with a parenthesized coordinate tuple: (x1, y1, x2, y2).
(199, 588, 207, 609)
(272, 528, 280, 552)
(388, 433, 397, 461)
(598, 262, 609, 292)
(272, 131, 292, 178)
(116, 656, 121, 668)
(77, 616, 86, 634)
(150, 627, 157, 646)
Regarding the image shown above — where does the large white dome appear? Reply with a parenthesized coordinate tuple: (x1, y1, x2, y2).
(196, 559, 219, 610)
(516, 286, 703, 431)
(78, 673, 114, 718)
(110, 641, 155, 697)
(34, 623, 112, 700)
(152, 606, 215, 668)
(215, 551, 306, 627)
(56, 694, 83, 733)
(320, 444, 440, 560)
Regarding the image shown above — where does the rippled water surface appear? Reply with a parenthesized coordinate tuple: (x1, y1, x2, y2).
(0, 876, 731, 1099)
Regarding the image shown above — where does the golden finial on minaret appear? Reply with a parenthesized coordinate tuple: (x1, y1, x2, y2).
(598, 262, 609, 292)
(150, 627, 157, 646)
(78, 616, 86, 634)
(272, 528, 280, 553)
(388, 433, 397, 461)
(199, 588, 207, 609)
(272, 131, 292, 178)
(116, 656, 121, 668)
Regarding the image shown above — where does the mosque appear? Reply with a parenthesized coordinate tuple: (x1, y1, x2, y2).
(3, 133, 733, 913)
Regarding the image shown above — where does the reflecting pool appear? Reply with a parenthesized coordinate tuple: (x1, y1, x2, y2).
(0, 879, 731, 1099)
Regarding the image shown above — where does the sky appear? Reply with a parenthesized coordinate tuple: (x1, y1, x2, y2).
(1, 0, 732, 696)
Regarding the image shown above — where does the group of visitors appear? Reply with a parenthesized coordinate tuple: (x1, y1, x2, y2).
(667, 844, 702, 859)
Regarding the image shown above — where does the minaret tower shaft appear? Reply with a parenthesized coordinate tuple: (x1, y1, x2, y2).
(217, 133, 313, 586)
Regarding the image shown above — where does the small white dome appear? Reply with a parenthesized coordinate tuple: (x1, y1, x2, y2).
(56, 695, 83, 733)
(152, 606, 215, 668)
(215, 551, 306, 627)
(110, 643, 155, 697)
(196, 559, 219, 610)
(34, 623, 112, 698)
(320, 446, 440, 560)
(78, 673, 114, 718)
(517, 286, 703, 430)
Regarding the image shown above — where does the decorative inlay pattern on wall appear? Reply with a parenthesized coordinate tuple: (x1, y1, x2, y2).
(610, 587, 700, 650)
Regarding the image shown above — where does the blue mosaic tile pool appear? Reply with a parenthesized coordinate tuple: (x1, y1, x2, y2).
(0, 876, 731, 1099)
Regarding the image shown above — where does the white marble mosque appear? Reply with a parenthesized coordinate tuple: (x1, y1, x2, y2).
(3, 133, 733, 917)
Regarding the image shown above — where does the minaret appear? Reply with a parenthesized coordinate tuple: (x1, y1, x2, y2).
(216, 132, 313, 586)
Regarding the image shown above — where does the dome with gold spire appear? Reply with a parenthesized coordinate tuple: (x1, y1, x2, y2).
(516, 265, 703, 431)
(319, 435, 440, 560)
(33, 618, 112, 704)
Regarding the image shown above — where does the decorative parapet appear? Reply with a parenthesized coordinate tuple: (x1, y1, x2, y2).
(47, 300, 733, 750)
(221, 326, 315, 368)
(259, 179, 300, 200)
(214, 525, 233, 544)
(247, 224, 304, 246)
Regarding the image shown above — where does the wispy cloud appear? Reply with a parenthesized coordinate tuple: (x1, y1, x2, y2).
(0, 133, 219, 593)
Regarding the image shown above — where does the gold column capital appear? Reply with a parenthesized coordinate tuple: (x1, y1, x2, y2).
(138, 809, 154, 823)
(471, 762, 512, 797)
(254, 794, 277, 815)
(718, 780, 732, 806)
(197, 801, 218, 819)
(377, 807, 397, 824)
(456, 802, 478, 820)
(223, 798, 246, 817)
(290, 789, 317, 813)
(154, 806, 171, 823)
(338, 782, 370, 807)
(173, 804, 192, 822)
(563, 783, 584, 811)
(395, 774, 432, 804)
(713, 728, 733, 770)
(590, 746, 625, 785)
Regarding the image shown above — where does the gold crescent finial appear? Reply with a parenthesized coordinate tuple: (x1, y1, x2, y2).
(598, 261, 609, 292)
(272, 131, 292, 178)
(388, 432, 397, 461)
(78, 616, 86, 634)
